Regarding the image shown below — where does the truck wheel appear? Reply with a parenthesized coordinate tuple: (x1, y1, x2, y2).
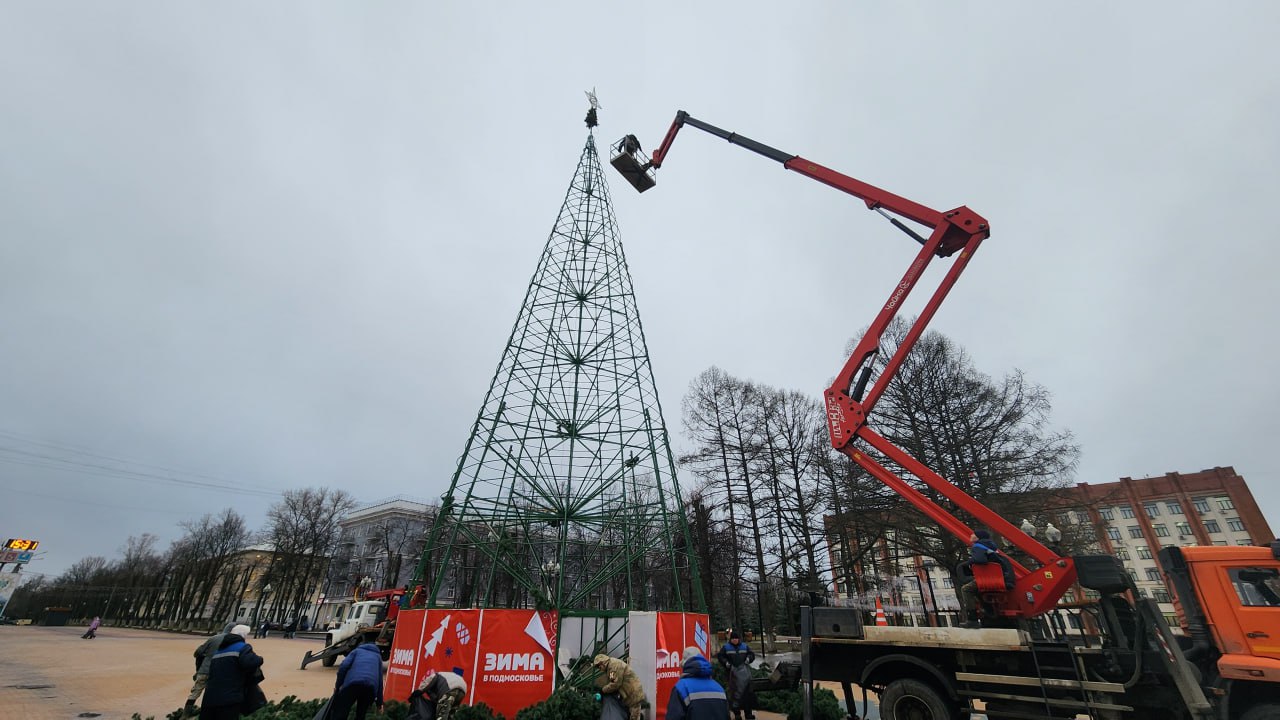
(880, 679, 952, 720)
(322, 654, 337, 667)
(1242, 705, 1280, 720)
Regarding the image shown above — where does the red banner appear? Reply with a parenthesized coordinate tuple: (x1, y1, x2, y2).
(655, 613, 685, 719)
(684, 613, 711, 660)
(470, 609, 558, 717)
(653, 612, 711, 720)
(386, 608, 557, 719)
(385, 608, 427, 701)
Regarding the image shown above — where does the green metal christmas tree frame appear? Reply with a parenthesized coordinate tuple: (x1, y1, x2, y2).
(413, 103, 704, 614)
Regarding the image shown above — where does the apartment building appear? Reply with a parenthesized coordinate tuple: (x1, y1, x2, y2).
(316, 496, 436, 628)
(1073, 466, 1273, 626)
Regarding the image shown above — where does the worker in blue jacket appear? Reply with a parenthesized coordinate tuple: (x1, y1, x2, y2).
(332, 638, 384, 719)
(960, 529, 1016, 627)
(716, 632, 755, 720)
(667, 648, 729, 720)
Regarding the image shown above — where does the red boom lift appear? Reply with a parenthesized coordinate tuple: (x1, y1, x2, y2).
(612, 111, 1073, 620)
(612, 112, 1280, 720)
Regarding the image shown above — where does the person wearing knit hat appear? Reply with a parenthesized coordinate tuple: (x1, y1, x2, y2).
(184, 623, 240, 716)
(716, 632, 756, 720)
(683, 646, 703, 660)
(199, 623, 265, 719)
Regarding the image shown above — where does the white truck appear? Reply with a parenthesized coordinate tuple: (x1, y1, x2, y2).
(301, 589, 403, 669)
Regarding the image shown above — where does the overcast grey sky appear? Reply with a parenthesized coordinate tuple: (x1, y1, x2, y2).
(3, 3, 1279, 577)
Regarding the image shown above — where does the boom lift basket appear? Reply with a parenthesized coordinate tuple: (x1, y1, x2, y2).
(610, 136, 656, 192)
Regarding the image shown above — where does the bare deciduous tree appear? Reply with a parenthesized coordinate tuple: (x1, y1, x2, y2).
(831, 318, 1081, 602)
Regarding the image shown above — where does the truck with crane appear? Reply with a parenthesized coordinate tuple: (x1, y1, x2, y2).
(611, 112, 1280, 720)
(300, 587, 406, 670)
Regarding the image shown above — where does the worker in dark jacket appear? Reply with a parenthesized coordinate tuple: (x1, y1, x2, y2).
(200, 625, 264, 720)
(960, 529, 1016, 627)
(667, 651, 729, 720)
(184, 622, 238, 716)
(716, 632, 755, 720)
(332, 638, 384, 719)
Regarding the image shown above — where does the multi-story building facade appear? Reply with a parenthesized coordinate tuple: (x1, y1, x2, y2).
(218, 543, 326, 629)
(826, 466, 1274, 629)
(1073, 466, 1273, 627)
(316, 496, 436, 628)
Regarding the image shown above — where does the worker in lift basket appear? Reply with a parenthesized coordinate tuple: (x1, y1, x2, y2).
(959, 529, 1016, 628)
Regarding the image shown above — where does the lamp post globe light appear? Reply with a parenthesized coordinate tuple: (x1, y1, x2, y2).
(540, 560, 561, 605)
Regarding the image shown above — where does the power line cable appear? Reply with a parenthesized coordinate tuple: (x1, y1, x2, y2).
(0, 445, 280, 498)
(0, 425, 277, 491)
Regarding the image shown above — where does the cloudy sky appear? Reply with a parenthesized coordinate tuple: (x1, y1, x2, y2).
(3, 3, 1278, 577)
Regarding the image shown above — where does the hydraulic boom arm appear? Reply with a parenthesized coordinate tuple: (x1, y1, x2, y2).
(614, 111, 1075, 618)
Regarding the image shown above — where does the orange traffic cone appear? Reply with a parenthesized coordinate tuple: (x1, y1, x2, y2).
(874, 597, 889, 626)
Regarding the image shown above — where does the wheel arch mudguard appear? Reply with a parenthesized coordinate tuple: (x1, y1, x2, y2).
(861, 653, 959, 700)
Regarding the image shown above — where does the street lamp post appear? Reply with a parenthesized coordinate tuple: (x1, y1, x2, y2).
(252, 583, 273, 631)
(741, 577, 767, 663)
(540, 560, 561, 608)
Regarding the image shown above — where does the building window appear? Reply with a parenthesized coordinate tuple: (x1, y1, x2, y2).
(1228, 518, 1247, 532)
(1218, 497, 1235, 511)
(1116, 548, 1131, 560)
(1154, 588, 1171, 603)
(1084, 589, 1101, 600)
(1176, 522, 1194, 536)
(1164, 613, 1181, 627)
(1146, 568, 1162, 581)
(1214, 540, 1229, 546)
(1153, 524, 1171, 537)
(1205, 519, 1222, 534)
(1107, 528, 1122, 541)
(1067, 614, 1083, 629)
(1239, 540, 1256, 546)
(1166, 501, 1183, 515)
(1128, 568, 1139, 581)
(1145, 504, 1160, 518)
(1129, 526, 1144, 539)
(1075, 511, 1090, 525)
(942, 577, 953, 588)
(1193, 498, 1211, 514)
(1138, 546, 1153, 560)
(1062, 591, 1075, 603)
(1100, 508, 1115, 521)
(1121, 506, 1136, 519)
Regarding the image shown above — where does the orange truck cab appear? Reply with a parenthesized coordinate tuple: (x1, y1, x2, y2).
(1161, 542, 1280, 718)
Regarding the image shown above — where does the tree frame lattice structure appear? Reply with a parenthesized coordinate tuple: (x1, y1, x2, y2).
(415, 118, 703, 613)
